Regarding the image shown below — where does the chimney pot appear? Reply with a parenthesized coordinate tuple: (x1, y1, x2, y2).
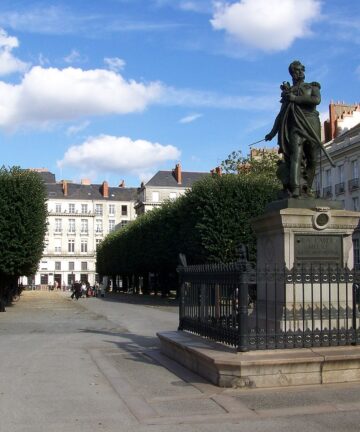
(101, 181, 109, 198)
(173, 163, 182, 185)
(119, 180, 125, 188)
(62, 180, 68, 197)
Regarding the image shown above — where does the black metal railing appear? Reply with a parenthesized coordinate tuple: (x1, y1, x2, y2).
(178, 263, 360, 351)
(349, 178, 359, 191)
(335, 182, 345, 195)
(323, 186, 333, 198)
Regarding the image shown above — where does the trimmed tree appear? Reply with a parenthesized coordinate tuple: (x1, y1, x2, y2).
(96, 154, 281, 294)
(0, 167, 47, 310)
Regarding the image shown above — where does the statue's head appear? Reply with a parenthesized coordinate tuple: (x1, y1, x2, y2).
(288, 60, 305, 80)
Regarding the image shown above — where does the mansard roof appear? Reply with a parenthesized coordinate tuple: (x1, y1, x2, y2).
(145, 170, 208, 188)
(46, 183, 138, 201)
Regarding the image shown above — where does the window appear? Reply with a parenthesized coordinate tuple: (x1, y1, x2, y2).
(81, 240, 88, 253)
(55, 218, 62, 233)
(40, 274, 49, 285)
(109, 220, 115, 232)
(314, 174, 320, 192)
(54, 239, 61, 253)
(40, 261, 48, 270)
(81, 219, 88, 233)
(96, 239, 102, 250)
(152, 191, 159, 202)
(325, 169, 331, 187)
(69, 203, 75, 213)
(353, 197, 359, 211)
(81, 261, 88, 271)
(68, 239, 75, 253)
(55, 203, 62, 213)
(95, 204, 103, 215)
(68, 261, 74, 271)
(81, 204, 88, 214)
(95, 219, 103, 233)
(109, 204, 115, 215)
(120, 220, 129, 228)
(121, 205, 127, 216)
(354, 239, 360, 269)
(338, 165, 344, 183)
(169, 192, 177, 200)
(55, 261, 61, 271)
(68, 219, 75, 233)
(68, 274, 75, 285)
(352, 160, 359, 179)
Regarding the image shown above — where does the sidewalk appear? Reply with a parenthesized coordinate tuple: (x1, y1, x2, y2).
(2, 291, 360, 432)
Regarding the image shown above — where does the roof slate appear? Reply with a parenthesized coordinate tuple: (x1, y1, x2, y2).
(146, 170, 209, 188)
(46, 183, 139, 201)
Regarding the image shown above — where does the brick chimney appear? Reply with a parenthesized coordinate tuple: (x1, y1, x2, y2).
(173, 163, 182, 185)
(62, 180, 68, 197)
(119, 180, 125, 188)
(210, 166, 222, 177)
(101, 181, 109, 198)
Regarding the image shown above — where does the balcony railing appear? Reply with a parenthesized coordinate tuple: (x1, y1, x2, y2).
(349, 178, 359, 191)
(335, 182, 345, 195)
(323, 186, 333, 198)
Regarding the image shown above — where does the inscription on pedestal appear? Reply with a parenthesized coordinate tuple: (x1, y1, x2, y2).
(295, 234, 343, 265)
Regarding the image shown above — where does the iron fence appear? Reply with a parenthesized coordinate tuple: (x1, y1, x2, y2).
(178, 262, 360, 351)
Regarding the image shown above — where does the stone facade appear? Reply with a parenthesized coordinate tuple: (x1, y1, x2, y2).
(21, 171, 138, 289)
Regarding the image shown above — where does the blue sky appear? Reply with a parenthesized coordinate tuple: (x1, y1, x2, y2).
(0, 0, 358, 186)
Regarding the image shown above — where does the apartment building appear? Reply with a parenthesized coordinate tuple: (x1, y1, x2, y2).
(22, 170, 138, 289)
(135, 163, 209, 215)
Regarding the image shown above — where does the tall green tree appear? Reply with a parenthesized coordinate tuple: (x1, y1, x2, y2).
(0, 167, 47, 310)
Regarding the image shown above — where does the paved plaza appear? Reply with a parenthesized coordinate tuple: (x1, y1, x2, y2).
(2, 291, 360, 431)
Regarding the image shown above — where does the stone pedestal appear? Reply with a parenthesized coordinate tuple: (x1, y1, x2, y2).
(251, 199, 360, 333)
(252, 198, 358, 268)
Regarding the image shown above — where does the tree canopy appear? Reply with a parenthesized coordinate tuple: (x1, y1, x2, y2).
(0, 167, 47, 309)
(97, 155, 281, 285)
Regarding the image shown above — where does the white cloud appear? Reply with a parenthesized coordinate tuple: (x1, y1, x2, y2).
(64, 49, 85, 64)
(161, 86, 276, 111)
(179, 113, 203, 124)
(104, 57, 126, 72)
(211, 0, 322, 52)
(0, 66, 163, 128)
(57, 135, 181, 180)
(0, 28, 29, 76)
(66, 120, 90, 136)
(178, 1, 212, 13)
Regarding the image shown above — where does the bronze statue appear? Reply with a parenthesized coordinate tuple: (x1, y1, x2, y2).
(265, 60, 334, 198)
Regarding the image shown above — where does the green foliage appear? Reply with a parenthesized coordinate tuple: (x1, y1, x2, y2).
(97, 167, 281, 277)
(221, 149, 280, 178)
(0, 167, 48, 276)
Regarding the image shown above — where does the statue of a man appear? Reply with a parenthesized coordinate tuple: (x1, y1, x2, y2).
(265, 60, 323, 198)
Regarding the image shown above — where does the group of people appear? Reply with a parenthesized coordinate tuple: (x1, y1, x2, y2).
(70, 280, 105, 300)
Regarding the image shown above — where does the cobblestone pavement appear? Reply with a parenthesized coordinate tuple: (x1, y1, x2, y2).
(2, 291, 360, 432)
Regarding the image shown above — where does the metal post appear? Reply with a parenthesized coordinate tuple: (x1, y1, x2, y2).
(178, 270, 185, 331)
(352, 282, 358, 345)
(237, 274, 249, 352)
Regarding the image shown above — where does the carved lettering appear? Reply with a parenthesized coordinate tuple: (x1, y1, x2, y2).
(295, 234, 342, 265)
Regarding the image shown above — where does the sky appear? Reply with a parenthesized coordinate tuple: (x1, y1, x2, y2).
(0, 0, 359, 187)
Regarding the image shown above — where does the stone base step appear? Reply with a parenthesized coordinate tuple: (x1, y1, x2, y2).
(157, 331, 360, 388)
